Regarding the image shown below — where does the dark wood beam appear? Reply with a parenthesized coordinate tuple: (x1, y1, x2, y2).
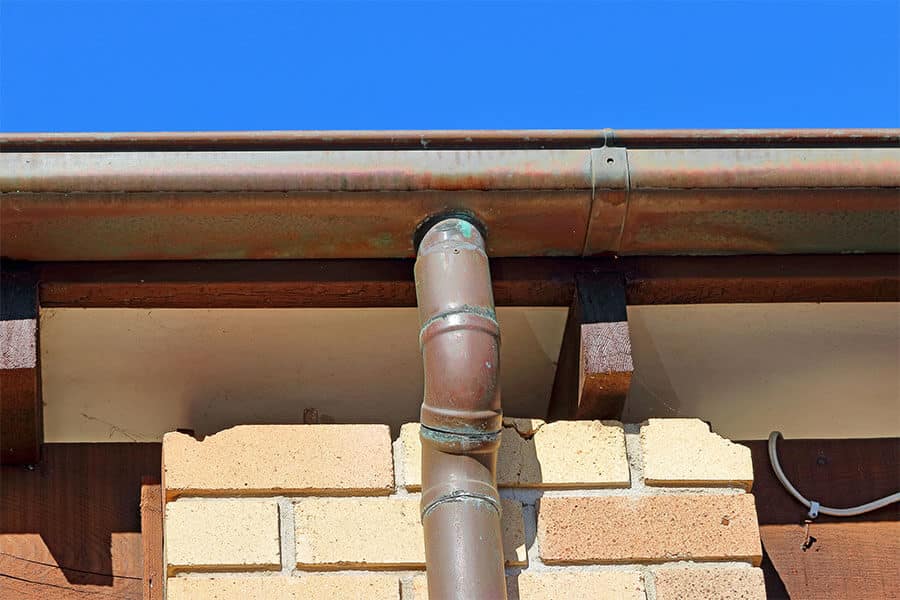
(33, 254, 899, 309)
(623, 254, 900, 305)
(1, 263, 42, 465)
(547, 273, 633, 420)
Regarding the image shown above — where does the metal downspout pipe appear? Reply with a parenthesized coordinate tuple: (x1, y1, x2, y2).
(414, 217, 507, 600)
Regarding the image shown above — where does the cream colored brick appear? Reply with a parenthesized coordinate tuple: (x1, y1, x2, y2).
(410, 576, 429, 600)
(641, 419, 753, 491)
(163, 425, 394, 500)
(396, 423, 422, 487)
(166, 574, 400, 600)
(293, 496, 526, 568)
(397, 419, 629, 489)
(165, 499, 280, 574)
(410, 571, 644, 600)
(516, 571, 645, 600)
(653, 566, 766, 600)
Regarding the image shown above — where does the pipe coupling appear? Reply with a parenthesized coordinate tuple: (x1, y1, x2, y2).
(419, 426, 502, 519)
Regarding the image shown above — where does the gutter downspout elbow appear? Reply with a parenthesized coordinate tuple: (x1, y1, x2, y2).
(415, 217, 507, 600)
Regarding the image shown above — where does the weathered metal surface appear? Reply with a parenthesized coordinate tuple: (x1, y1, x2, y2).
(586, 147, 900, 255)
(419, 496, 507, 600)
(1, 149, 591, 192)
(0, 149, 592, 260)
(2, 128, 898, 152)
(614, 189, 900, 255)
(415, 218, 507, 600)
(415, 219, 502, 434)
(2, 144, 897, 260)
(587, 147, 630, 253)
(0, 190, 590, 260)
(627, 148, 900, 188)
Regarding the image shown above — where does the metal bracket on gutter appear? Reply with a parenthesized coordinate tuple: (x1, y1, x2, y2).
(587, 146, 630, 255)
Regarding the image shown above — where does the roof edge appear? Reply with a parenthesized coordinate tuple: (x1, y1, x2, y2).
(2, 128, 898, 152)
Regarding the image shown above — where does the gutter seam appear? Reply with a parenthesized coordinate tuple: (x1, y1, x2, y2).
(614, 148, 633, 256)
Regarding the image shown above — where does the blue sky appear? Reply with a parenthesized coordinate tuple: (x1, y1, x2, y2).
(2, 0, 898, 132)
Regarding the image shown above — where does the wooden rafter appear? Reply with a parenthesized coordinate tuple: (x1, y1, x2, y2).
(548, 273, 633, 420)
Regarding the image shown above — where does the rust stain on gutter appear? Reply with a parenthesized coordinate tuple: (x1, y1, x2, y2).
(0, 190, 591, 260)
(584, 147, 900, 256)
(616, 189, 900, 255)
(1, 138, 897, 260)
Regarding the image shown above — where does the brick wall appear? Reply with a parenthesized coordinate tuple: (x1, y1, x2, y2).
(162, 419, 764, 599)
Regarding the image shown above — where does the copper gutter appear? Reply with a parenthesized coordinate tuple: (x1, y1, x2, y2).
(1, 131, 898, 260)
(415, 217, 506, 600)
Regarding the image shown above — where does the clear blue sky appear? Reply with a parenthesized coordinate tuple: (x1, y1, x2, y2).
(2, 0, 898, 132)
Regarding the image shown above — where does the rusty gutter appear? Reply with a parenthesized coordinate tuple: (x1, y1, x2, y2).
(1, 132, 898, 260)
(415, 217, 506, 599)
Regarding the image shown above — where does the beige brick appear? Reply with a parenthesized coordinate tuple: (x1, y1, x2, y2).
(653, 566, 766, 600)
(166, 574, 400, 600)
(515, 571, 645, 600)
(409, 576, 429, 600)
(165, 499, 280, 574)
(641, 419, 753, 491)
(538, 494, 762, 565)
(293, 496, 526, 568)
(410, 571, 644, 600)
(163, 425, 394, 500)
(397, 419, 629, 489)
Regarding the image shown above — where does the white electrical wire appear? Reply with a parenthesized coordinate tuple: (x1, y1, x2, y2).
(768, 431, 900, 518)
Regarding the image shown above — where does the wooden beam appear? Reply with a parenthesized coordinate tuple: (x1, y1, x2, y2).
(140, 478, 163, 600)
(623, 254, 900, 305)
(548, 273, 633, 420)
(1, 262, 42, 464)
(34, 255, 898, 309)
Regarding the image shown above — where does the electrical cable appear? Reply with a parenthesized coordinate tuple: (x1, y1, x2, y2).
(768, 431, 900, 519)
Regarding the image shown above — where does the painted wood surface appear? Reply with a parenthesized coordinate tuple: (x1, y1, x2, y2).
(36, 255, 899, 308)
